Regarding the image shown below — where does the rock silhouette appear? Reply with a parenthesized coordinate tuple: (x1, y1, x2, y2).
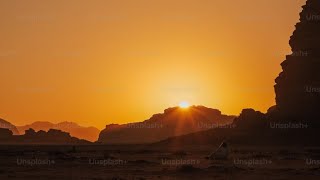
(99, 106, 235, 144)
(274, 0, 320, 121)
(154, 108, 319, 147)
(17, 121, 100, 142)
(0, 128, 13, 138)
(0, 119, 19, 135)
(0, 128, 90, 144)
(233, 109, 266, 130)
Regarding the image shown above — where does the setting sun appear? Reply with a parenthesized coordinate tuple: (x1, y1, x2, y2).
(179, 101, 190, 109)
(1, 0, 319, 179)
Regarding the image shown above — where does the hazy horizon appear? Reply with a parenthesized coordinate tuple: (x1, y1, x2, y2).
(0, 0, 306, 129)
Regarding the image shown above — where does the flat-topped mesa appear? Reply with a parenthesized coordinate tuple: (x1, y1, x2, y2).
(275, 0, 320, 120)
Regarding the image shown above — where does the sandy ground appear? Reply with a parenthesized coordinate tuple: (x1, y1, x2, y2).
(0, 145, 319, 180)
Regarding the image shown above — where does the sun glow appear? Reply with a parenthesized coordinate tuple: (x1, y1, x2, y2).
(179, 101, 190, 109)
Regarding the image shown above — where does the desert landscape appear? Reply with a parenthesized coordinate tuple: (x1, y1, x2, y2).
(0, 145, 320, 179)
(1, 0, 320, 179)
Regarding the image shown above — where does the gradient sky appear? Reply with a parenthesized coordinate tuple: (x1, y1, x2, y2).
(0, 0, 306, 129)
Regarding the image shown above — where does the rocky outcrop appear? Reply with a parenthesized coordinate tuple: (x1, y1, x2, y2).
(98, 106, 235, 144)
(274, 0, 320, 121)
(0, 119, 19, 135)
(233, 109, 267, 130)
(0, 128, 13, 138)
(0, 128, 91, 144)
(17, 121, 100, 142)
(154, 109, 268, 146)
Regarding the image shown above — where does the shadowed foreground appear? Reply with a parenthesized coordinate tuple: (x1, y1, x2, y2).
(0, 145, 320, 180)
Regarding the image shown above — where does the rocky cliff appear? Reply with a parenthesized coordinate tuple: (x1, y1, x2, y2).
(274, 0, 320, 121)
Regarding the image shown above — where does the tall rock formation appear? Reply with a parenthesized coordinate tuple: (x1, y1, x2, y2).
(274, 0, 320, 121)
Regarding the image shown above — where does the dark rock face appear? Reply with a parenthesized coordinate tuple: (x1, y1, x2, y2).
(98, 106, 235, 144)
(0, 128, 90, 144)
(0, 128, 13, 139)
(0, 119, 19, 135)
(21, 128, 90, 144)
(233, 109, 267, 130)
(274, 0, 320, 120)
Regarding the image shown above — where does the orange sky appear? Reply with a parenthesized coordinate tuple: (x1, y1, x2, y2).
(0, 0, 306, 129)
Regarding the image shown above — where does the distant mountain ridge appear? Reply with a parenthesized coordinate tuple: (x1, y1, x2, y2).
(98, 106, 236, 144)
(17, 121, 100, 142)
(0, 119, 19, 135)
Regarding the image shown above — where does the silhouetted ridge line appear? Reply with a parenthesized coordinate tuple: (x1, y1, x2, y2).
(0, 128, 90, 144)
(17, 121, 100, 142)
(98, 106, 235, 144)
